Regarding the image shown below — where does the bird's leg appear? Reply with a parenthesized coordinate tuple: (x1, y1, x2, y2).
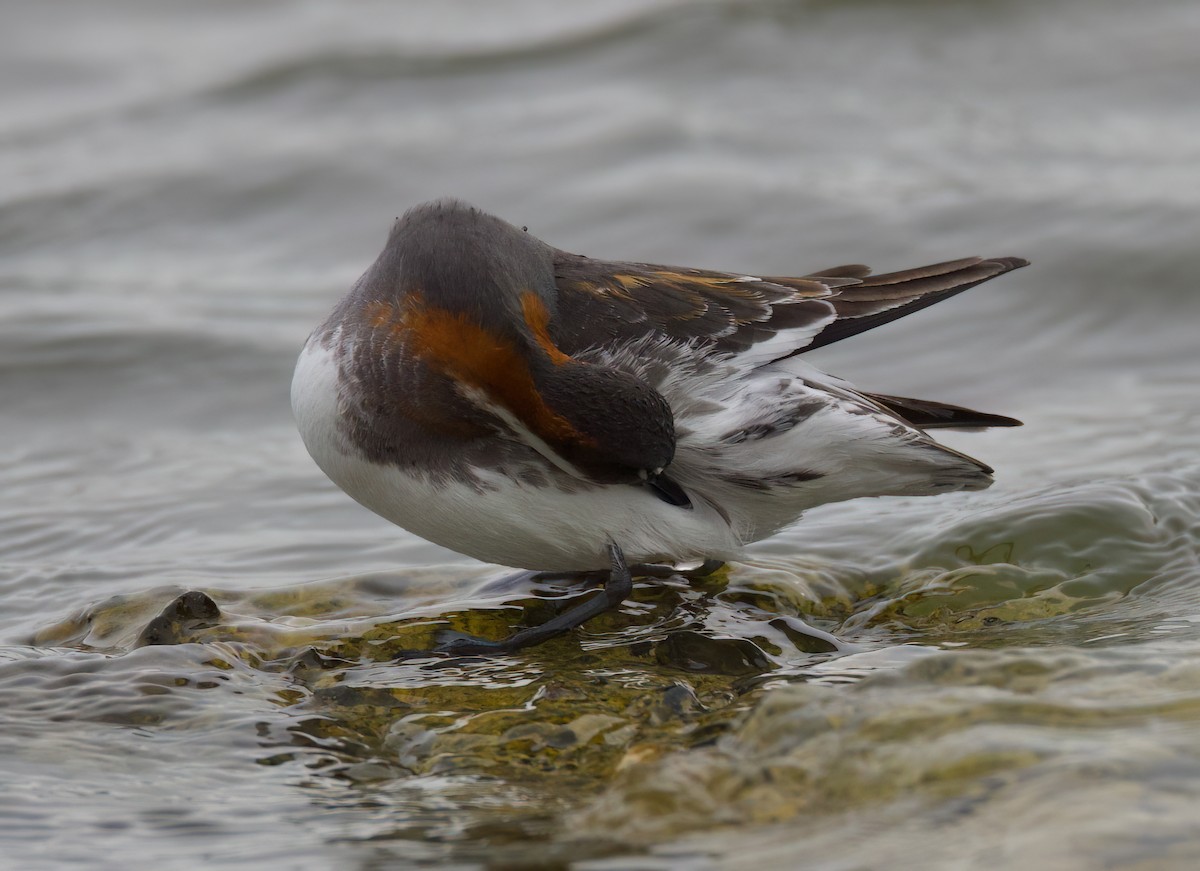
(433, 543, 634, 655)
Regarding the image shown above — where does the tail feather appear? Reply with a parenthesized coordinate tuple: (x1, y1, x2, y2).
(864, 392, 1022, 430)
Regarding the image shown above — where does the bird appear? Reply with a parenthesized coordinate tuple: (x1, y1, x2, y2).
(291, 199, 1026, 654)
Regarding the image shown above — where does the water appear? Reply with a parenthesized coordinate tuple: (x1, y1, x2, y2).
(2, 0, 1199, 868)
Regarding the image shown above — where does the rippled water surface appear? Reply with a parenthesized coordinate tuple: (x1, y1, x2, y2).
(3, 1, 1200, 868)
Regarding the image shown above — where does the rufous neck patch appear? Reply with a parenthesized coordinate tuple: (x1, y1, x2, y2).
(369, 293, 589, 448)
(519, 291, 571, 366)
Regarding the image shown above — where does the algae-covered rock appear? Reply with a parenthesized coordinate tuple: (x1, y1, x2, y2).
(137, 591, 221, 646)
(31, 541, 1156, 864)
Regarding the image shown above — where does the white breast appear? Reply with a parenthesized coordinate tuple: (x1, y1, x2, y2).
(290, 337, 742, 571)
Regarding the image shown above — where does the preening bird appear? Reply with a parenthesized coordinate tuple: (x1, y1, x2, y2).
(292, 199, 1026, 653)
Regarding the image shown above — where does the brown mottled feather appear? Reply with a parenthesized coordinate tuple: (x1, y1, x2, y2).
(553, 250, 1027, 362)
(552, 253, 831, 353)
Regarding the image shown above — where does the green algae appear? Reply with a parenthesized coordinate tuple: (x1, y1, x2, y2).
(28, 532, 1195, 864)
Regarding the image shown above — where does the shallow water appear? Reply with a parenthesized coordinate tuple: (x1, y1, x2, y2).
(2, 0, 1199, 868)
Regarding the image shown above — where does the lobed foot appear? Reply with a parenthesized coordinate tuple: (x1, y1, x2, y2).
(432, 543, 634, 656)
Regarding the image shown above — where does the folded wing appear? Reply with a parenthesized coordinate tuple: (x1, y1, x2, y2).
(553, 251, 1028, 364)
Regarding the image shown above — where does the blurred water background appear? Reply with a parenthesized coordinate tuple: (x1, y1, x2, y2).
(2, 0, 1199, 868)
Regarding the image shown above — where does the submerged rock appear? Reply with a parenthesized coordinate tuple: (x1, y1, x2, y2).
(653, 631, 772, 675)
(136, 591, 221, 646)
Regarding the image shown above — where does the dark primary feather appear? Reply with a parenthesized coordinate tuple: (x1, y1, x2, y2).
(552, 251, 1028, 361)
(862, 393, 1023, 430)
(793, 256, 1029, 353)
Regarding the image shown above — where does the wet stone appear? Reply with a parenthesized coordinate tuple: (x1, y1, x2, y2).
(311, 685, 412, 712)
(648, 682, 705, 725)
(135, 591, 220, 647)
(288, 647, 357, 673)
(563, 713, 626, 746)
(342, 761, 397, 783)
(769, 616, 841, 653)
(502, 722, 577, 751)
(535, 681, 589, 703)
(653, 631, 773, 676)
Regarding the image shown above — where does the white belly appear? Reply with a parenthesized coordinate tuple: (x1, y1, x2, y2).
(290, 340, 742, 571)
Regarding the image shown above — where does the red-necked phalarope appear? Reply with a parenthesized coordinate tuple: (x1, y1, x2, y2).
(292, 199, 1026, 653)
